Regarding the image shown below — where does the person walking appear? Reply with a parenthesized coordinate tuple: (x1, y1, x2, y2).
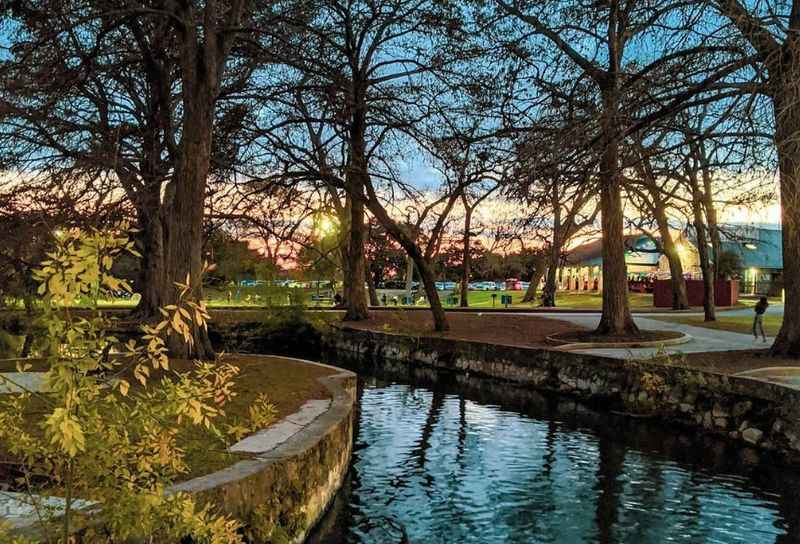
(753, 296, 769, 343)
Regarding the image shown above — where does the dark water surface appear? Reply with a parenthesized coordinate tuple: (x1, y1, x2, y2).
(309, 368, 800, 544)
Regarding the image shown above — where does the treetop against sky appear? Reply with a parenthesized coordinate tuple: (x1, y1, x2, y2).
(0, 0, 798, 340)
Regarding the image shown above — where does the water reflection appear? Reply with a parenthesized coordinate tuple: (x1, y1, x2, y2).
(310, 372, 800, 544)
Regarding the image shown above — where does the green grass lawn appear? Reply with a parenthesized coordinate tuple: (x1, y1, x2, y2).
(651, 314, 784, 336)
(451, 290, 532, 308)
(547, 292, 653, 309)
(410, 290, 654, 309)
(2, 289, 655, 311)
(12, 286, 769, 313)
(734, 295, 782, 307)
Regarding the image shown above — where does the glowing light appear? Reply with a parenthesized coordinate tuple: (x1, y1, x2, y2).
(744, 243, 758, 250)
(314, 215, 337, 237)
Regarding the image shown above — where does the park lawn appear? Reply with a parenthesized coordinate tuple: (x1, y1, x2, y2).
(651, 314, 784, 336)
(456, 290, 532, 308)
(462, 291, 653, 309)
(734, 296, 783, 307)
(549, 292, 653, 309)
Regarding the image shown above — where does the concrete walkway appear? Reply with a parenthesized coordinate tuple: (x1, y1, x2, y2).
(0, 373, 46, 394)
(508, 312, 772, 360)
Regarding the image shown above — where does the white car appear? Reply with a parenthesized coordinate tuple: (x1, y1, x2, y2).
(474, 281, 495, 291)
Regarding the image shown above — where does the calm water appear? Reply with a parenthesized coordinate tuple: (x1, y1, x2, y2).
(310, 370, 800, 544)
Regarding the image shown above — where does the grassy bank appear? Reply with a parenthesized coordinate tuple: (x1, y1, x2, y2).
(652, 314, 784, 336)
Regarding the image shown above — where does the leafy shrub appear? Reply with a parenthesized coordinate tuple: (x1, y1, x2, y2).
(0, 228, 246, 543)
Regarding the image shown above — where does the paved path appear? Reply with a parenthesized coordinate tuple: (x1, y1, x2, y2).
(0, 492, 94, 529)
(0, 372, 46, 393)
(505, 312, 772, 360)
(712, 302, 784, 318)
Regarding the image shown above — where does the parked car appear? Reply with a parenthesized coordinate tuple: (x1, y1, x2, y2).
(472, 281, 496, 291)
(443, 281, 457, 290)
(505, 278, 523, 290)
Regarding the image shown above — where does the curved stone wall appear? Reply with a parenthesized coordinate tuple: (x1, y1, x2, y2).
(169, 356, 356, 543)
(326, 328, 800, 464)
(5, 356, 355, 542)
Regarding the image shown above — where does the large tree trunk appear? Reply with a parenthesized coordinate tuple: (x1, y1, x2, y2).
(343, 183, 369, 320)
(164, 101, 215, 359)
(771, 87, 800, 355)
(596, 93, 638, 335)
(596, 178, 638, 334)
(414, 252, 449, 331)
(459, 207, 473, 307)
(342, 105, 370, 320)
(650, 195, 689, 310)
(333, 195, 352, 308)
(132, 207, 167, 319)
(522, 256, 547, 303)
(541, 242, 561, 307)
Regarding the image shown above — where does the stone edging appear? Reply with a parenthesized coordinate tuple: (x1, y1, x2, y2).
(545, 332, 692, 350)
(7, 355, 356, 543)
(326, 327, 800, 463)
(170, 355, 356, 543)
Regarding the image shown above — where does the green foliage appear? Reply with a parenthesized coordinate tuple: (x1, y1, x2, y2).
(216, 299, 339, 359)
(205, 231, 273, 288)
(717, 250, 742, 279)
(0, 329, 21, 358)
(0, 227, 246, 543)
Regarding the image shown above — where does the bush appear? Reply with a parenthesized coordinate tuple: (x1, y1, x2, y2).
(211, 298, 337, 359)
(0, 228, 245, 543)
(717, 250, 742, 279)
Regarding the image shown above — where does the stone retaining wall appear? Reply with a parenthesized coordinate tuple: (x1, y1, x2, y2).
(171, 358, 356, 543)
(326, 328, 800, 463)
(7, 357, 356, 543)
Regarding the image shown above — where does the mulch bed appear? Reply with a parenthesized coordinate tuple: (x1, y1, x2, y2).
(342, 311, 586, 348)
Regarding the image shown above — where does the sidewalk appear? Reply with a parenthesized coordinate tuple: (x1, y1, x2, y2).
(508, 312, 772, 360)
